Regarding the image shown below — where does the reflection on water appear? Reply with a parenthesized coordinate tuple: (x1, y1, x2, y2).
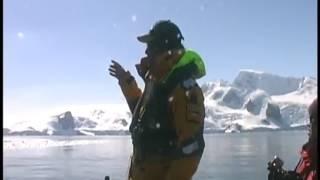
(4, 131, 308, 180)
(62, 145, 74, 152)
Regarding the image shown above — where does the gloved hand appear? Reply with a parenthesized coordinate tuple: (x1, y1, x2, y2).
(109, 60, 128, 81)
(135, 56, 150, 80)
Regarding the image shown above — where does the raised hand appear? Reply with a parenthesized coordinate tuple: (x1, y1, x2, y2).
(108, 60, 127, 80)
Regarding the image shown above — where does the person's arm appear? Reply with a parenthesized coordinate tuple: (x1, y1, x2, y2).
(118, 71, 142, 113)
(109, 60, 142, 113)
(169, 79, 205, 146)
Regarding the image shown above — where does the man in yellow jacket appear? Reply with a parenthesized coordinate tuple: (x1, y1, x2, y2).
(109, 20, 206, 180)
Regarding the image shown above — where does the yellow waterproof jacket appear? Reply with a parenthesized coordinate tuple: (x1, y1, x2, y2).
(119, 50, 206, 180)
(119, 49, 206, 148)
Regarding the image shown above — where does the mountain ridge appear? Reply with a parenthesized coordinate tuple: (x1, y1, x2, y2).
(4, 70, 317, 135)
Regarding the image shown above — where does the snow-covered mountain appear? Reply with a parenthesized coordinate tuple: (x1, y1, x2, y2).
(4, 70, 317, 135)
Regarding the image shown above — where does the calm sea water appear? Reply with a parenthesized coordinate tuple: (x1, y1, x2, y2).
(3, 130, 308, 180)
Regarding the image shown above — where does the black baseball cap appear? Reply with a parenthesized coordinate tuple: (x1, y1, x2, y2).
(137, 20, 184, 44)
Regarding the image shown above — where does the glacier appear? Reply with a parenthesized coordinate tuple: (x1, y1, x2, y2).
(4, 70, 317, 135)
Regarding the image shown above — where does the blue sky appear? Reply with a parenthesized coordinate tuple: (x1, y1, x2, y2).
(4, 0, 317, 115)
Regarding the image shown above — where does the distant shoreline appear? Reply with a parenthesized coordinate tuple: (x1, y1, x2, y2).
(3, 126, 308, 136)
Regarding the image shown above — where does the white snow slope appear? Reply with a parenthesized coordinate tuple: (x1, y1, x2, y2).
(4, 70, 317, 135)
